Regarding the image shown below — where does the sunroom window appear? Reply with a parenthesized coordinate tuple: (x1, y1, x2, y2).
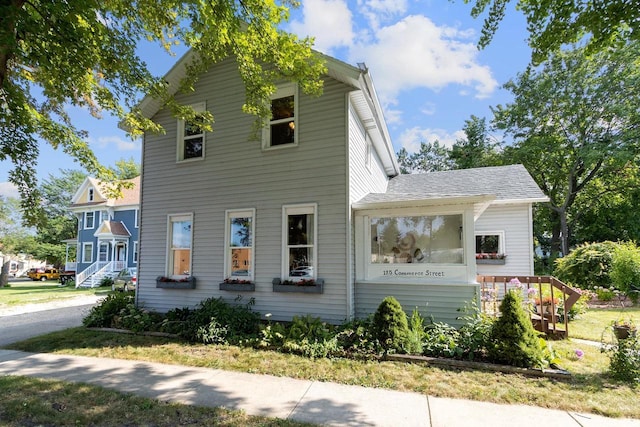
(283, 204, 316, 279)
(177, 102, 206, 161)
(168, 214, 193, 276)
(225, 209, 255, 280)
(264, 85, 297, 149)
(370, 215, 464, 264)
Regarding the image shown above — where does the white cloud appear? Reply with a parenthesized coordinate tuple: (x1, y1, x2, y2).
(94, 136, 141, 151)
(420, 102, 436, 116)
(0, 182, 20, 199)
(350, 15, 498, 103)
(357, 0, 408, 31)
(398, 126, 465, 152)
(289, 0, 354, 54)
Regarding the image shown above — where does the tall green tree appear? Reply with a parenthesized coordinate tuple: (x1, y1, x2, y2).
(1, 0, 325, 225)
(111, 157, 141, 180)
(396, 141, 452, 174)
(449, 115, 503, 170)
(496, 43, 640, 257)
(462, 0, 640, 63)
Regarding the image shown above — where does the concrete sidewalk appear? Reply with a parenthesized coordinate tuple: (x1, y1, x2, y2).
(0, 350, 638, 426)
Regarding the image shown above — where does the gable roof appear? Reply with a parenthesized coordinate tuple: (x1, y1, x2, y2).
(353, 164, 548, 214)
(388, 165, 548, 203)
(121, 50, 399, 176)
(94, 221, 132, 238)
(70, 176, 140, 210)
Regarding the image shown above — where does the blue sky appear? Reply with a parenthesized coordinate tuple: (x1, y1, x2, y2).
(0, 0, 531, 198)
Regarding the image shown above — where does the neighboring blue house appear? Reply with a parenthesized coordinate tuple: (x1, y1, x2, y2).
(67, 176, 140, 287)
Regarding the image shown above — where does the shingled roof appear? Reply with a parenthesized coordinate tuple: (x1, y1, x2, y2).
(354, 164, 548, 209)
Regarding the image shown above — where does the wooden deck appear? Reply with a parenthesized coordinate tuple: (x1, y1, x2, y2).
(477, 275, 582, 338)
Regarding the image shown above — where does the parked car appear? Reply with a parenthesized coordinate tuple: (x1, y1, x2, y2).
(113, 267, 137, 292)
(27, 268, 60, 281)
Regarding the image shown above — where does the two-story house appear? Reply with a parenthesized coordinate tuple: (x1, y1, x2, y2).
(68, 177, 140, 287)
(130, 51, 547, 325)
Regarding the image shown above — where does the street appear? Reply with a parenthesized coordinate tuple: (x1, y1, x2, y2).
(0, 303, 96, 347)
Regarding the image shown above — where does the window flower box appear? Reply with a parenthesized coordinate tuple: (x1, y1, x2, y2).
(476, 253, 506, 265)
(156, 276, 196, 289)
(219, 278, 255, 292)
(272, 278, 324, 294)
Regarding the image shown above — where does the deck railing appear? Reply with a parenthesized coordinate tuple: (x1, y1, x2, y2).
(476, 275, 582, 338)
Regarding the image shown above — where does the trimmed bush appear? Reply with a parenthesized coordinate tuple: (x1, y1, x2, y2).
(611, 242, 640, 303)
(372, 296, 409, 354)
(488, 290, 545, 368)
(554, 241, 618, 289)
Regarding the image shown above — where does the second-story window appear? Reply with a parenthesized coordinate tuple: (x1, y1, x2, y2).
(85, 211, 95, 229)
(263, 84, 297, 149)
(177, 102, 206, 162)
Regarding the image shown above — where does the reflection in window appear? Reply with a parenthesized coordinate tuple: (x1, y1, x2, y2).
(177, 102, 206, 161)
(370, 215, 463, 264)
(284, 205, 316, 279)
(226, 210, 254, 279)
(168, 215, 192, 276)
(264, 85, 297, 149)
(476, 234, 500, 254)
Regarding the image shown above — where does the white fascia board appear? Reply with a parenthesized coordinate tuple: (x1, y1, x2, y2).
(353, 194, 495, 211)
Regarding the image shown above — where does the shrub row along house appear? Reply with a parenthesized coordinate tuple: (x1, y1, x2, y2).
(68, 50, 547, 325)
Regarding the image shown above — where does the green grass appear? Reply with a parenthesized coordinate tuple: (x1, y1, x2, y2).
(0, 279, 106, 308)
(7, 326, 640, 419)
(0, 375, 311, 426)
(568, 307, 640, 342)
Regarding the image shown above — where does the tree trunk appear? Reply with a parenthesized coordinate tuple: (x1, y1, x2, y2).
(549, 210, 562, 259)
(0, 258, 10, 287)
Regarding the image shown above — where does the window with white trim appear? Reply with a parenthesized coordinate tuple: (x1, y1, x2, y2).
(82, 242, 93, 263)
(135, 209, 140, 228)
(133, 241, 138, 263)
(99, 210, 109, 223)
(224, 209, 255, 280)
(84, 211, 95, 229)
(177, 102, 206, 161)
(167, 214, 193, 276)
(283, 204, 317, 280)
(99, 242, 108, 262)
(88, 188, 94, 202)
(475, 232, 505, 255)
(263, 85, 297, 149)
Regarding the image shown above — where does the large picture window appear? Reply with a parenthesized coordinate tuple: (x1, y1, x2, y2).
(167, 214, 193, 277)
(177, 102, 206, 161)
(283, 204, 316, 280)
(263, 85, 297, 149)
(370, 215, 464, 264)
(225, 209, 255, 280)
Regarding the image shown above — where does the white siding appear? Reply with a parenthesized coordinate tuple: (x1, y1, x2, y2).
(138, 58, 355, 324)
(475, 203, 535, 276)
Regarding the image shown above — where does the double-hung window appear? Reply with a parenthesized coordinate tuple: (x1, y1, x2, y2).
(84, 211, 95, 229)
(224, 209, 255, 280)
(283, 204, 317, 280)
(177, 102, 206, 161)
(82, 243, 93, 263)
(133, 241, 139, 264)
(167, 214, 193, 277)
(99, 243, 108, 262)
(263, 84, 297, 149)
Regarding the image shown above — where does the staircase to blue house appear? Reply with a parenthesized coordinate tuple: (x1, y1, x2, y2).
(75, 261, 126, 288)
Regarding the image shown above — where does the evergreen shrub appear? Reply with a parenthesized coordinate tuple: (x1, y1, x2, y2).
(488, 290, 545, 368)
(372, 296, 409, 354)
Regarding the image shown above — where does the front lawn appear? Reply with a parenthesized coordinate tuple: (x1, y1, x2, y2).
(7, 327, 639, 419)
(0, 279, 106, 309)
(568, 307, 640, 342)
